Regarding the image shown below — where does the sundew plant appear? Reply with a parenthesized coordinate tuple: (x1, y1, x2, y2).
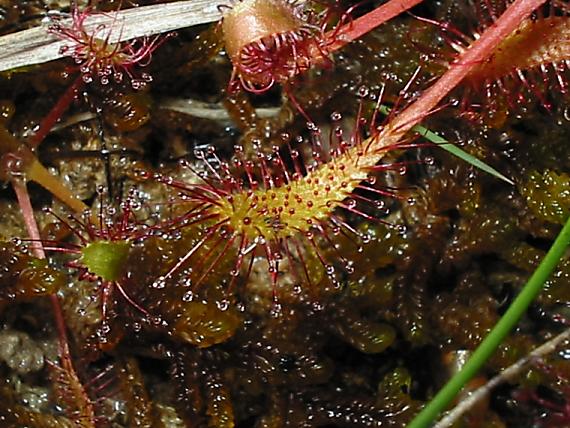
(0, 0, 568, 427)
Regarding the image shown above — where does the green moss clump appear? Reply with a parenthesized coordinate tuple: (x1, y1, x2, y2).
(519, 169, 570, 224)
(0, 1, 569, 426)
(0, 242, 64, 307)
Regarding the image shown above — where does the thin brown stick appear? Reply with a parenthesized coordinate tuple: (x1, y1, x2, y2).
(26, 158, 89, 214)
(434, 327, 570, 428)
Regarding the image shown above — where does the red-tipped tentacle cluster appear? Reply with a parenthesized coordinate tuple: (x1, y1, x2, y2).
(41, 190, 158, 341)
(47, 357, 118, 427)
(221, 0, 348, 93)
(148, 97, 422, 304)
(49, 3, 170, 89)
(418, 0, 570, 118)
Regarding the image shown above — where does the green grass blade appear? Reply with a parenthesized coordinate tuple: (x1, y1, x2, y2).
(412, 123, 514, 185)
(379, 105, 514, 185)
(407, 216, 570, 428)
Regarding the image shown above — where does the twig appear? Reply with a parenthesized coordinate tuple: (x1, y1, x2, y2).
(434, 327, 570, 428)
(0, 0, 222, 72)
(41, 98, 280, 133)
(160, 97, 279, 121)
(408, 212, 569, 428)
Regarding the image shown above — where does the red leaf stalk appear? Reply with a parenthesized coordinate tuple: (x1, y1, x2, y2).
(384, 0, 549, 141)
(327, 0, 425, 52)
(28, 75, 84, 150)
(11, 177, 97, 425)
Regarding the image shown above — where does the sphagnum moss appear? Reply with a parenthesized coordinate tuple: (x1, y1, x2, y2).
(0, 1, 568, 427)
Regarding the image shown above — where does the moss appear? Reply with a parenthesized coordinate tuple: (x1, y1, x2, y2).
(519, 169, 570, 225)
(0, 242, 64, 307)
(0, 1, 568, 426)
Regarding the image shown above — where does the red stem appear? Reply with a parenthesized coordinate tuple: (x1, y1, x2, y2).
(28, 74, 84, 150)
(327, 0, 425, 52)
(49, 294, 74, 358)
(11, 178, 73, 358)
(11, 177, 45, 258)
(385, 0, 548, 139)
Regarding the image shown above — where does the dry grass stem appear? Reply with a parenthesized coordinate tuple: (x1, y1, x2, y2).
(434, 327, 570, 428)
(0, 0, 221, 72)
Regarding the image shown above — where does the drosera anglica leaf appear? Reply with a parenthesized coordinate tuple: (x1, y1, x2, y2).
(220, 0, 424, 94)
(415, 0, 570, 119)
(149, 98, 425, 304)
